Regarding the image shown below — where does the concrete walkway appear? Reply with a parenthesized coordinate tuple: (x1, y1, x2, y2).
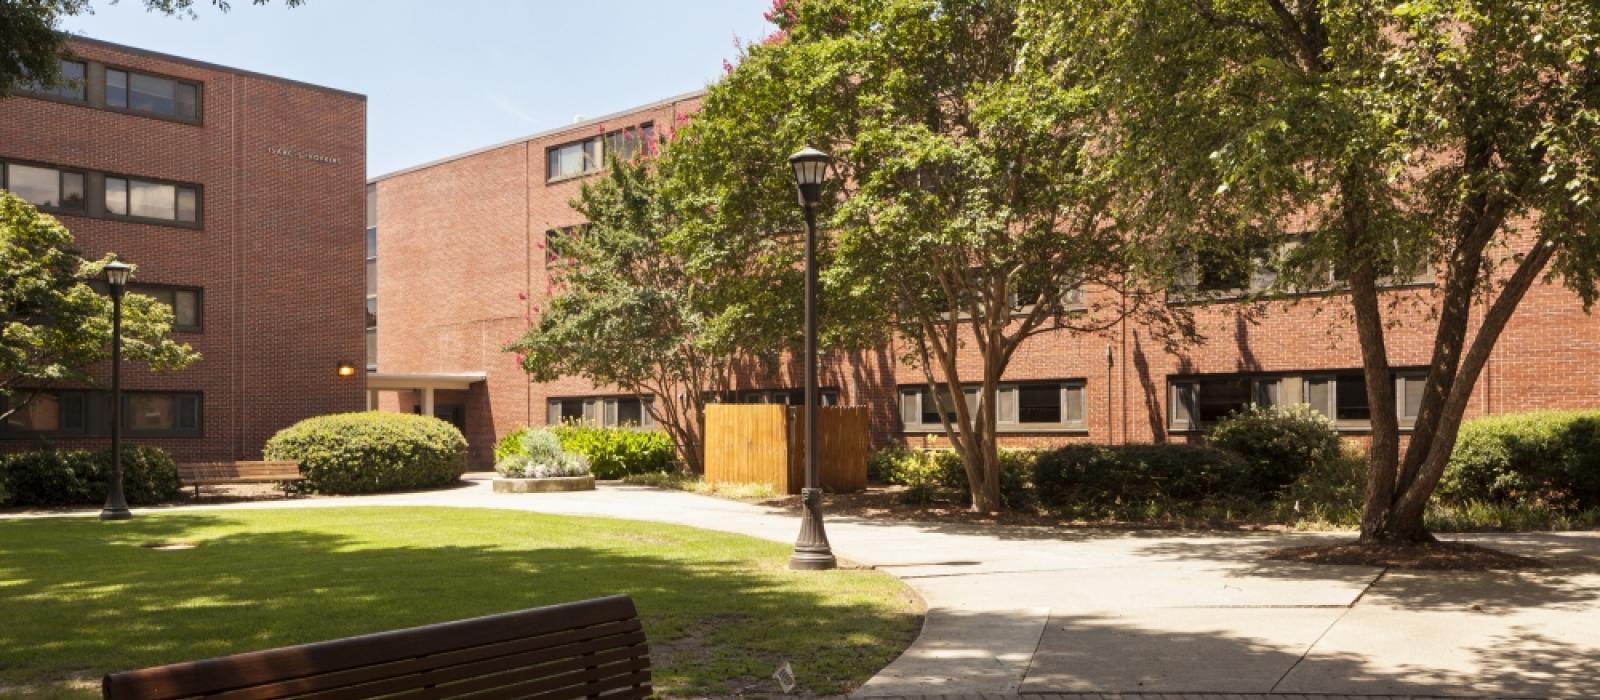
(11, 477, 1599, 699)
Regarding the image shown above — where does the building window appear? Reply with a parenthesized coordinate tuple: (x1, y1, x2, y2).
(546, 137, 600, 180)
(719, 388, 841, 407)
(104, 176, 200, 224)
(1171, 369, 1426, 432)
(1169, 375, 1280, 430)
(106, 68, 200, 121)
(603, 122, 655, 162)
(899, 381, 1086, 432)
(134, 285, 202, 332)
(366, 184, 378, 370)
(1, 162, 86, 211)
(0, 390, 201, 438)
(22, 59, 87, 101)
(546, 395, 656, 428)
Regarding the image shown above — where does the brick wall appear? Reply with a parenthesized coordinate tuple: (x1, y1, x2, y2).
(0, 38, 367, 462)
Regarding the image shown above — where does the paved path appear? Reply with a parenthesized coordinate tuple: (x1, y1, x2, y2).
(11, 478, 1599, 699)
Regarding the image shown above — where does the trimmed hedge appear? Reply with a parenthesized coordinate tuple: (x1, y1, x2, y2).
(0, 445, 181, 507)
(1031, 444, 1253, 513)
(1206, 405, 1341, 496)
(550, 424, 674, 479)
(264, 412, 467, 494)
(1442, 410, 1600, 510)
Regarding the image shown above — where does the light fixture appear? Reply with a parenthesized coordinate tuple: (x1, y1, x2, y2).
(337, 362, 357, 378)
(787, 146, 836, 571)
(788, 146, 830, 207)
(103, 260, 133, 290)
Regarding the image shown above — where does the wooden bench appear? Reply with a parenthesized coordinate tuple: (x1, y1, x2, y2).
(102, 595, 652, 700)
(175, 461, 304, 499)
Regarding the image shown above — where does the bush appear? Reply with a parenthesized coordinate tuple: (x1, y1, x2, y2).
(550, 424, 674, 479)
(264, 412, 467, 494)
(0, 445, 180, 507)
(1207, 405, 1342, 497)
(866, 443, 1033, 507)
(1441, 410, 1600, 510)
(1276, 447, 1368, 528)
(1031, 444, 1252, 514)
(494, 428, 589, 478)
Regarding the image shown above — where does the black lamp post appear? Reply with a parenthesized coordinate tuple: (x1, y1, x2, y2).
(99, 260, 133, 521)
(787, 146, 837, 571)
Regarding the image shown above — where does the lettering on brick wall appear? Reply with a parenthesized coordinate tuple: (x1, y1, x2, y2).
(268, 146, 341, 165)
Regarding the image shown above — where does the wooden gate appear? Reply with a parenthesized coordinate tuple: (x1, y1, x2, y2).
(704, 404, 868, 494)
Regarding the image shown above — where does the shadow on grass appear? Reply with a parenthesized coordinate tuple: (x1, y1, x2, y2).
(0, 508, 920, 698)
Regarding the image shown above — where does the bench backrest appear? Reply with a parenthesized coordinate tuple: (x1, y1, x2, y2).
(102, 595, 650, 700)
(175, 461, 301, 481)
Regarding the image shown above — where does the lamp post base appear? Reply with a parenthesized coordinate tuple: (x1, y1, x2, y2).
(789, 487, 837, 570)
(98, 506, 132, 521)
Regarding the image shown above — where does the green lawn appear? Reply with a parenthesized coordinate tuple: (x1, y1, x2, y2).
(0, 507, 921, 698)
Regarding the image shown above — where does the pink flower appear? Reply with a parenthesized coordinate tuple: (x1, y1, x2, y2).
(517, 291, 528, 300)
(722, 58, 735, 75)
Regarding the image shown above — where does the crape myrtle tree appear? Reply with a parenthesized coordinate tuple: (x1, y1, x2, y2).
(1, 194, 200, 423)
(1074, 0, 1600, 541)
(0, 0, 304, 98)
(506, 146, 803, 475)
(680, 0, 1174, 512)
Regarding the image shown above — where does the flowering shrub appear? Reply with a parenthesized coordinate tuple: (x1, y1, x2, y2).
(494, 427, 589, 479)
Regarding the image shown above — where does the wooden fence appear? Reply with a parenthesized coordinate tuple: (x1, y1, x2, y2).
(704, 404, 868, 494)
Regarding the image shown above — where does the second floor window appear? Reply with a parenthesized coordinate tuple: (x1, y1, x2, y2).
(23, 59, 87, 101)
(107, 68, 200, 121)
(1, 162, 85, 211)
(547, 138, 600, 180)
(105, 177, 200, 223)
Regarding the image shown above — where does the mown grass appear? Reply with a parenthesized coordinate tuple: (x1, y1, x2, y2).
(0, 507, 919, 698)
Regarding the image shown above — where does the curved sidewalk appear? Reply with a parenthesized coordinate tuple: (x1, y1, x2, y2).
(10, 478, 1598, 698)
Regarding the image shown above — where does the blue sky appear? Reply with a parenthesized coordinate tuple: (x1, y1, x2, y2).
(62, 1, 773, 177)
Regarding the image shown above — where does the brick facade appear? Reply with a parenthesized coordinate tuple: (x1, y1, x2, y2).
(0, 37, 367, 462)
(371, 94, 1600, 468)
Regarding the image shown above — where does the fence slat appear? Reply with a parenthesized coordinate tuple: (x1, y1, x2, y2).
(703, 404, 866, 495)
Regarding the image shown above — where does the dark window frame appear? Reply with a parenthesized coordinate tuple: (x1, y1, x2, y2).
(0, 389, 203, 439)
(104, 64, 204, 125)
(18, 57, 88, 103)
(545, 394, 657, 429)
(102, 172, 204, 228)
(0, 158, 89, 213)
(899, 380, 1088, 434)
(127, 283, 203, 333)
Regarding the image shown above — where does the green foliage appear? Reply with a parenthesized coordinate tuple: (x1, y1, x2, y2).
(1276, 448, 1371, 529)
(867, 443, 1033, 507)
(0, 445, 179, 506)
(1441, 410, 1600, 510)
(1206, 405, 1342, 495)
(550, 423, 675, 479)
(1, 194, 200, 422)
(622, 471, 779, 500)
(493, 427, 589, 479)
(1031, 444, 1253, 516)
(263, 412, 467, 495)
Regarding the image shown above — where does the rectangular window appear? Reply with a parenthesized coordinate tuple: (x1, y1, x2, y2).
(603, 122, 656, 162)
(366, 227, 377, 259)
(132, 285, 202, 332)
(106, 68, 200, 120)
(23, 59, 87, 101)
(365, 297, 377, 330)
(729, 388, 840, 407)
(104, 177, 200, 224)
(546, 137, 601, 180)
(547, 396, 656, 429)
(1168, 375, 1279, 430)
(366, 329, 377, 369)
(3, 163, 85, 210)
(1398, 372, 1426, 422)
(901, 381, 1084, 432)
(0, 391, 200, 438)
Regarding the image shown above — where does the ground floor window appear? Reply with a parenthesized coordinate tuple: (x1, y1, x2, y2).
(1169, 369, 1426, 431)
(899, 380, 1086, 433)
(0, 390, 202, 438)
(705, 387, 840, 407)
(546, 395, 655, 428)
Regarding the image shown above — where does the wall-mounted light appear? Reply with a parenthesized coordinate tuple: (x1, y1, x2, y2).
(336, 362, 357, 378)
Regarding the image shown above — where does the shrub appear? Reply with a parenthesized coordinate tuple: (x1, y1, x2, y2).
(1207, 405, 1342, 497)
(1441, 410, 1600, 510)
(263, 412, 467, 494)
(550, 424, 674, 479)
(1276, 447, 1368, 528)
(0, 445, 180, 507)
(494, 426, 533, 463)
(866, 444, 1034, 507)
(1031, 444, 1252, 514)
(494, 428, 589, 478)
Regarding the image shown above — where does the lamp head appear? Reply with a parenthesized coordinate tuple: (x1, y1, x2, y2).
(336, 362, 358, 378)
(788, 146, 831, 207)
(103, 260, 133, 290)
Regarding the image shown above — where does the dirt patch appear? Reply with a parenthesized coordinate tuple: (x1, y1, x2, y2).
(1267, 540, 1549, 570)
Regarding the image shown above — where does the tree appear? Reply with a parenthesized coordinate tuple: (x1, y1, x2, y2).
(1, 193, 200, 423)
(506, 151, 801, 474)
(1078, 0, 1600, 541)
(670, 0, 1172, 512)
(0, 0, 303, 97)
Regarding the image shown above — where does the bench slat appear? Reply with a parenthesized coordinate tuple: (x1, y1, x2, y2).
(102, 596, 648, 700)
(176, 461, 302, 486)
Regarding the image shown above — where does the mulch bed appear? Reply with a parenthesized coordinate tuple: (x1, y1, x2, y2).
(756, 485, 1291, 532)
(1267, 540, 1549, 570)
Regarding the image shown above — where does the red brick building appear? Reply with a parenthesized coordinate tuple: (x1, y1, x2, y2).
(0, 38, 368, 463)
(369, 94, 1600, 468)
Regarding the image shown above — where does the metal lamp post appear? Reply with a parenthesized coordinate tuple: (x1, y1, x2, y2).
(99, 260, 133, 521)
(787, 146, 837, 571)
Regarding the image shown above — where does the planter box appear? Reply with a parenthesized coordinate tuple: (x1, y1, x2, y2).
(492, 476, 596, 493)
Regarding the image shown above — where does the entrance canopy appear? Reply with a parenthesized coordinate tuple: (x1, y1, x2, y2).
(366, 372, 487, 415)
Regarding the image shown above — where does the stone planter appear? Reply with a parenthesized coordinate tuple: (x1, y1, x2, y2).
(493, 476, 596, 493)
